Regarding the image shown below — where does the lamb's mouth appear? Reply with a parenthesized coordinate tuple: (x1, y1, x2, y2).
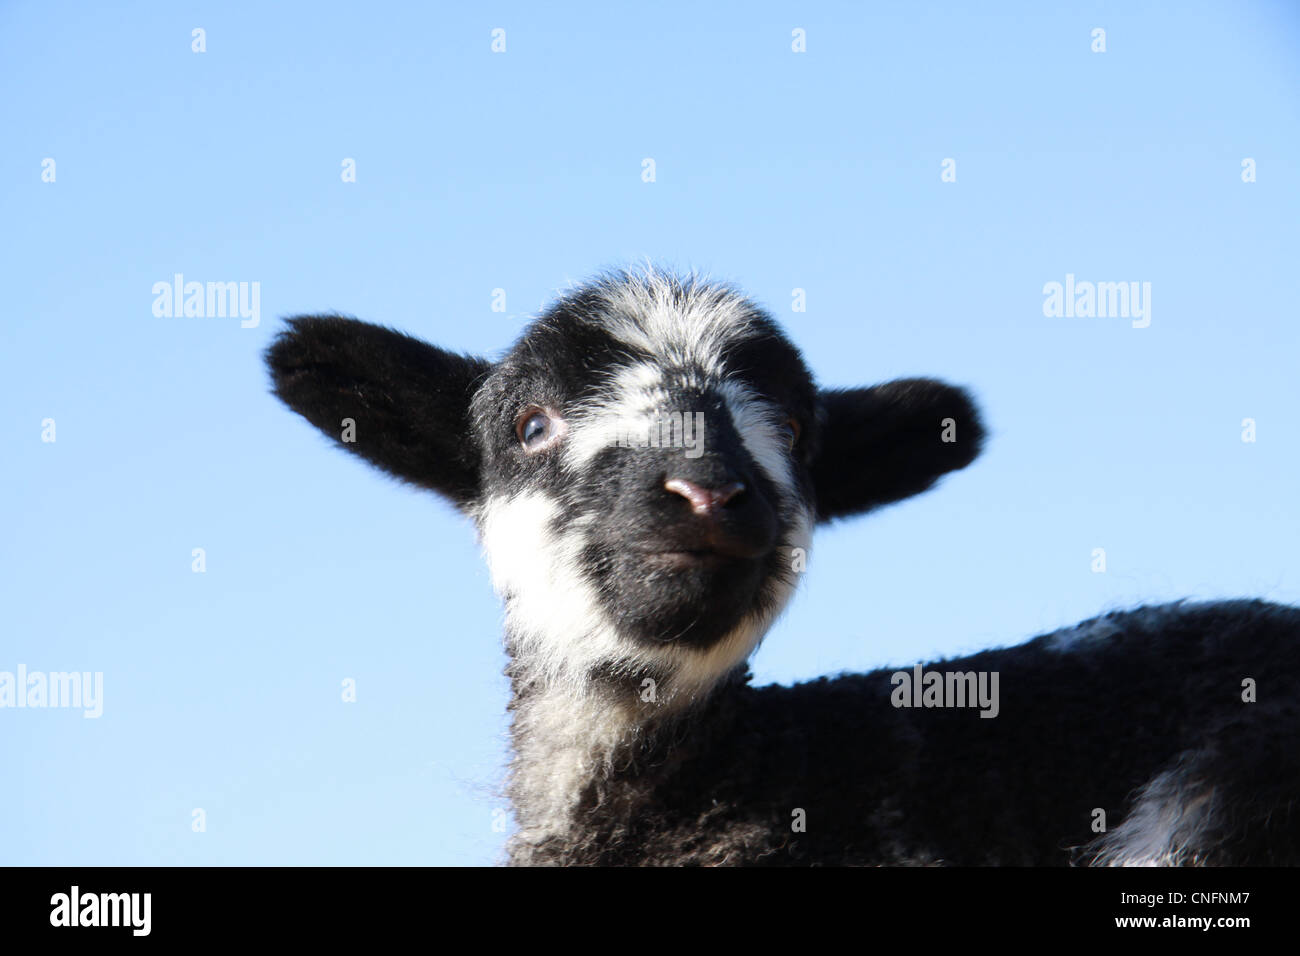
(606, 547, 772, 649)
(645, 549, 737, 570)
(637, 522, 775, 568)
(639, 540, 773, 572)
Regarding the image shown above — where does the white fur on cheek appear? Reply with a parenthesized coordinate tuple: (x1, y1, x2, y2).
(478, 491, 611, 690)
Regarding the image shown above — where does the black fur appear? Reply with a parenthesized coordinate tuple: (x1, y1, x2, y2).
(814, 380, 984, 522)
(266, 315, 491, 506)
(537, 600, 1300, 865)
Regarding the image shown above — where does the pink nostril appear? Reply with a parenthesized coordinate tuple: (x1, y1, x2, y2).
(664, 478, 745, 516)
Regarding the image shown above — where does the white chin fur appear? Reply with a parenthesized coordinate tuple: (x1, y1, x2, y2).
(476, 490, 811, 703)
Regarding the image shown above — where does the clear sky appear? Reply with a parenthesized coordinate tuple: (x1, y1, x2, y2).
(2, 1, 1297, 865)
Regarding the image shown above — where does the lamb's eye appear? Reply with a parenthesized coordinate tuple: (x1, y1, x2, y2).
(516, 409, 556, 450)
(781, 418, 801, 452)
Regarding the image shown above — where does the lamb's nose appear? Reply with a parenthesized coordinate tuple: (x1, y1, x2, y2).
(664, 478, 745, 516)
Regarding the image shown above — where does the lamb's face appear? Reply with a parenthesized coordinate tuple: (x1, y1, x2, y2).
(470, 277, 818, 666)
(266, 268, 984, 695)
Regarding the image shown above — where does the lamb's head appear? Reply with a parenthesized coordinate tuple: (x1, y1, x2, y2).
(266, 270, 984, 702)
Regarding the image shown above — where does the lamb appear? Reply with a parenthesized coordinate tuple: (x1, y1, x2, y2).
(265, 269, 1300, 866)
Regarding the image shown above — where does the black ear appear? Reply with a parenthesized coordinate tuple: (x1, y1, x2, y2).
(265, 315, 493, 506)
(812, 379, 985, 522)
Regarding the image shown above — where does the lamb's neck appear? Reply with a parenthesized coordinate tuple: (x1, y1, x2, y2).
(502, 640, 743, 864)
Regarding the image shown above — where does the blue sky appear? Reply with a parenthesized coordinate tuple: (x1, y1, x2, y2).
(2, 1, 1297, 865)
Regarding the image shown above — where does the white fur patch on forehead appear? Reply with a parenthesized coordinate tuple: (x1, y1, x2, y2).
(562, 366, 797, 499)
(564, 359, 726, 472)
(564, 361, 669, 470)
(716, 379, 798, 496)
(589, 271, 759, 376)
(477, 489, 813, 701)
